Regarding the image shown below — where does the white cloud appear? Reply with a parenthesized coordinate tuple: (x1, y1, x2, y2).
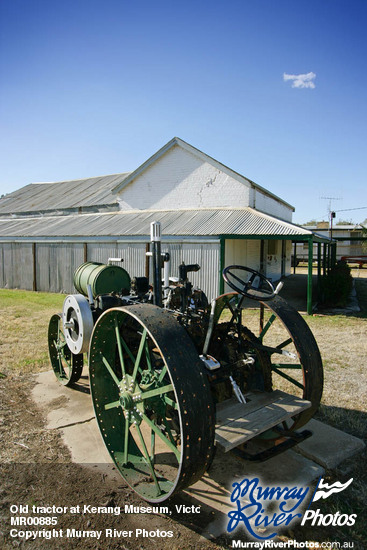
(283, 71, 316, 89)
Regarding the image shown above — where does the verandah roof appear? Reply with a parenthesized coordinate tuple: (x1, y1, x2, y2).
(0, 207, 328, 242)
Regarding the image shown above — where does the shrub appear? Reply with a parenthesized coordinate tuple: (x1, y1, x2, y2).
(320, 261, 353, 307)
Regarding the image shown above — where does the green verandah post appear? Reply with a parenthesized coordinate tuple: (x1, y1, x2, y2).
(317, 242, 322, 303)
(219, 237, 225, 295)
(307, 237, 314, 315)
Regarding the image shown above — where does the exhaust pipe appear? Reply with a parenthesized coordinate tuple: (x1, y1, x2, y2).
(151, 222, 162, 307)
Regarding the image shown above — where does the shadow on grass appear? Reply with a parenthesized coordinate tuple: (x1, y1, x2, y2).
(315, 403, 367, 442)
(314, 278, 367, 319)
(354, 278, 367, 318)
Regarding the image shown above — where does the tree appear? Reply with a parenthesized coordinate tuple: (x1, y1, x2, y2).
(302, 219, 318, 226)
(336, 218, 353, 225)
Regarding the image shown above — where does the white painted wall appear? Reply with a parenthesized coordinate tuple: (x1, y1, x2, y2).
(253, 189, 293, 222)
(224, 239, 261, 293)
(223, 238, 292, 290)
(117, 144, 294, 222)
(265, 240, 282, 281)
(117, 145, 252, 210)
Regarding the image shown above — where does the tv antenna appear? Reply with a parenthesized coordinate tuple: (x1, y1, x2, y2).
(320, 196, 342, 240)
(320, 196, 342, 215)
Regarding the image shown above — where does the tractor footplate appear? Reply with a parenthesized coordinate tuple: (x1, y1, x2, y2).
(231, 429, 312, 462)
(215, 390, 311, 452)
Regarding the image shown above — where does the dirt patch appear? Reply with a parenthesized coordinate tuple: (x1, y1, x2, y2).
(0, 375, 225, 550)
(47, 396, 69, 411)
(1, 373, 366, 549)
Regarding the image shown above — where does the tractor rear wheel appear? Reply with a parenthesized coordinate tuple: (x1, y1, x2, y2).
(209, 293, 323, 436)
(255, 295, 323, 431)
(89, 304, 215, 503)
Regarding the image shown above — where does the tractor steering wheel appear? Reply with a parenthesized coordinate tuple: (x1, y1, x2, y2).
(222, 265, 277, 301)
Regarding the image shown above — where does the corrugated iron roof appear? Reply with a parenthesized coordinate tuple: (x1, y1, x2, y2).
(0, 173, 130, 214)
(0, 208, 318, 239)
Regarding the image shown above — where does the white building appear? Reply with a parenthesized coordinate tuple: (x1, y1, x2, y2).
(0, 137, 325, 309)
(293, 222, 365, 263)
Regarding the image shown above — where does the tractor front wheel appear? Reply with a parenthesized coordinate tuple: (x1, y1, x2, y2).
(89, 304, 215, 503)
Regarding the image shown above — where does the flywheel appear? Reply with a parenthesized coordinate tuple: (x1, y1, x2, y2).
(62, 294, 94, 354)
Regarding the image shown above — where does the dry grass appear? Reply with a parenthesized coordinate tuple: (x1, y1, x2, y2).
(1, 287, 366, 435)
(0, 287, 366, 547)
(0, 289, 65, 376)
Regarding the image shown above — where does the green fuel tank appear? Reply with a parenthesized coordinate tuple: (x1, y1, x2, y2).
(73, 262, 131, 298)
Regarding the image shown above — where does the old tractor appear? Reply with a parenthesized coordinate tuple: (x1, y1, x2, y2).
(48, 222, 323, 503)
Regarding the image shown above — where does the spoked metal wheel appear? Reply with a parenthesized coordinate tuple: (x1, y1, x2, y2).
(89, 304, 215, 503)
(48, 313, 84, 386)
(248, 295, 323, 432)
(210, 293, 323, 434)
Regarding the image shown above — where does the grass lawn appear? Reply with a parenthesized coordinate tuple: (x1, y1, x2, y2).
(1, 286, 366, 434)
(0, 289, 65, 376)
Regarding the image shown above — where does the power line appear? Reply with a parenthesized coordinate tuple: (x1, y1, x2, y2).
(333, 207, 367, 213)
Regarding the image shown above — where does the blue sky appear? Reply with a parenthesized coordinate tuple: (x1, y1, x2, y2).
(0, 0, 366, 224)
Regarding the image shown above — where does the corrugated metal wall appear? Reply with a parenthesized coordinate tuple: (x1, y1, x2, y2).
(0, 240, 220, 299)
(35, 243, 85, 293)
(164, 242, 220, 300)
(0, 242, 34, 290)
(88, 242, 148, 278)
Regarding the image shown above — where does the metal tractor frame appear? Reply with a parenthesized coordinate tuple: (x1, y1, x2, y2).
(48, 222, 323, 503)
